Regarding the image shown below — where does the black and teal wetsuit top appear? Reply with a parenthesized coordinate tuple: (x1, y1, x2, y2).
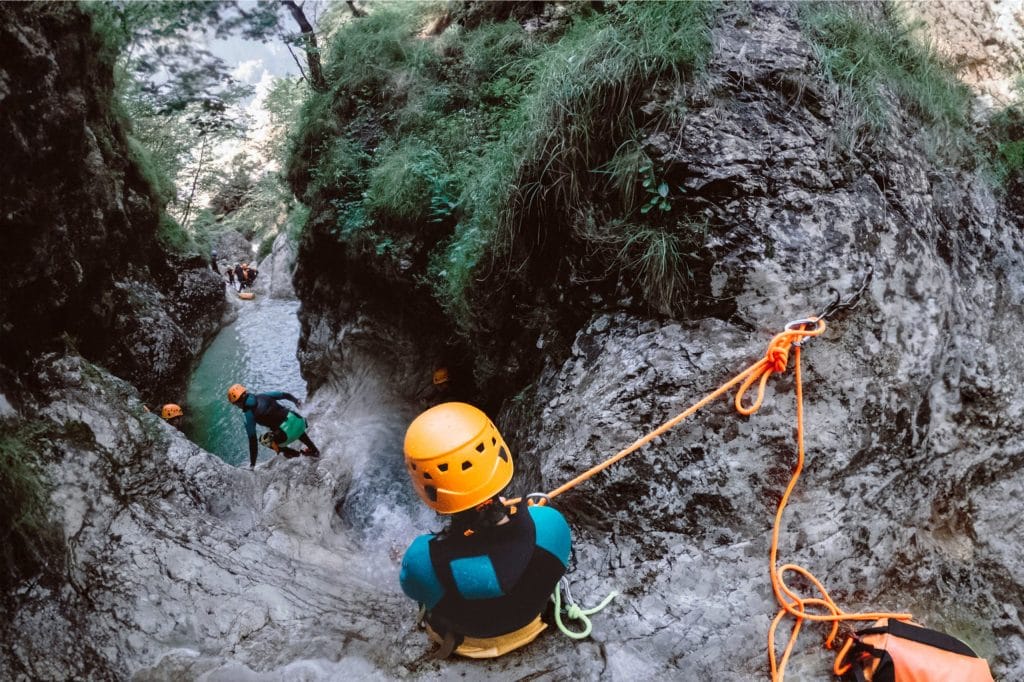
(239, 391, 299, 466)
(400, 505, 571, 639)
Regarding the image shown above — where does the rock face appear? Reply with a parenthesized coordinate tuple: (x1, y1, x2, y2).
(214, 229, 255, 269)
(0, 4, 225, 402)
(899, 0, 1024, 104)
(254, 233, 297, 300)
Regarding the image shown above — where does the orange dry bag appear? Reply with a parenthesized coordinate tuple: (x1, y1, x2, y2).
(839, 618, 993, 682)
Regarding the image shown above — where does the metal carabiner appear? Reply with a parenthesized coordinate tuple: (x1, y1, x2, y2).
(784, 317, 821, 332)
(525, 492, 550, 507)
(784, 317, 825, 347)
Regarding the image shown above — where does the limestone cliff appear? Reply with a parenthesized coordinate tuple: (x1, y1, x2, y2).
(0, 3, 225, 403)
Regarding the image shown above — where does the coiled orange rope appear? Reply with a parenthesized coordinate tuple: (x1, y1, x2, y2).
(744, 322, 912, 681)
(518, 317, 911, 680)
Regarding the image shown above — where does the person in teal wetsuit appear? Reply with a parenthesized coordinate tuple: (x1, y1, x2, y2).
(399, 402, 571, 659)
(226, 383, 320, 469)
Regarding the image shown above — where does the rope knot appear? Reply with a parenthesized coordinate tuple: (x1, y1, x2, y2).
(767, 342, 791, 373)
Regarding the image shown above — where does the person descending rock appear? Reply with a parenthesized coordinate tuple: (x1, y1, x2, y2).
(226, 383, 320, 469)
(399, 402, 571, 659)
(159, 403, 184, 430)
(234, 263, 245, 291)
(244, 264, 259, 288)
(226, 265, 235, 288)
(210, 249, 220, 274)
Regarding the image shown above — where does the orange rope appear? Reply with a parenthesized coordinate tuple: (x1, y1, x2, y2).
(513, 317, 911, 679)
(762, 331, 911, 682)
(532, 320, 827, 502)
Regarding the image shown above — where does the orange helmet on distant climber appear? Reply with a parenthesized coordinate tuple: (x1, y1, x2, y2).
(227, 384, 247, 403)
(403, 402, 513, 514)
(160, 403, 183, 420)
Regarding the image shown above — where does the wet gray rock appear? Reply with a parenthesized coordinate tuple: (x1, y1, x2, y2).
(255, 233, 297, 300)
(215, 230, 255, 269)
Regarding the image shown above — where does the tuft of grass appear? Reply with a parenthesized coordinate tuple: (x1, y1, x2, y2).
(323, 2, 442, 97)
(440, 1, 715, 328)
(799, 2, 974, 158)
(364, 144, 448, 226)
(0, 419, 63, 590)
(988, 97, 1024, 184)
(594, 140, 654, 214)
(156, 213, 199, 255)
(126, 134, 175, 205)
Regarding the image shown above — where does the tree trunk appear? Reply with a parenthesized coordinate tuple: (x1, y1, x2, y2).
(281, 0, 328, 92)
(180, 135, 210, 230)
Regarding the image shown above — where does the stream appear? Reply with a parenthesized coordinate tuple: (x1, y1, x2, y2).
(183, 297, 306, 467)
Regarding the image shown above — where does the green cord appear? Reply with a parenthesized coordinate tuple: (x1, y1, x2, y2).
(553, 579, 619, 640)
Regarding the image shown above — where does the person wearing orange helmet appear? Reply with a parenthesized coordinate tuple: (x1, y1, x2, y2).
(226, 384, 320, 469)
(399, 402, 571, 659)
(159, 403, 184, 430)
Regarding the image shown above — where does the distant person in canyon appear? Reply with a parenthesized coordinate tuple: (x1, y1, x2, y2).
(399, 402, 572, 659)
(234, 263, 245, 290)
(243, 264, 258, 288)
(159, 403, 184, 430)
(209, 249, 220, 274)
(226, 383, 320, 469)
(226, 266, 235, 288)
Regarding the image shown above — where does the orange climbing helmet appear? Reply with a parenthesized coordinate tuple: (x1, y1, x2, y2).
(160, 403, 183, 420)
(227, 383, 247, 403)
(432, 367, 450, 385)
(404, 402, 513, 514)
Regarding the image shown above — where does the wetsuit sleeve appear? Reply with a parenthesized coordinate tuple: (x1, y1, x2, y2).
(263, 391, 298, 404)
(529, 505, 572, 568)
(400, 534, 444, 609)
(244, 411, 257, 466)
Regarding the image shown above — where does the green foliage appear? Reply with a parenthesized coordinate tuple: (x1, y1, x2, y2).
(577, 212, 708, 315)
(988, 94, 1024, 184)
(256, 235, 276, 262)
(799, 2, 973, 155)
(84, 0, 274, 112)
(157, 213, 199, 255)
(286, 202, 311, 245)
(309, 135, 369, 200)
(594, 141, 652, 213)
(998, 139, 1024, 177)
(364, 145, 449, 225)
(295, 1, 716, 330)
(323, 2, 441, 95)
(0, 419, 62, 590)
(127, 134, 175, 205)
(639, 165, 685, 215)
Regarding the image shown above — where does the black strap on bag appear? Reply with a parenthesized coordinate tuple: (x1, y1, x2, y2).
(843, 619, 992, 682)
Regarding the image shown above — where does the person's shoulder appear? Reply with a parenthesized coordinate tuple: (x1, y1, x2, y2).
(400, 533, 443, 607)
(527, 505, 571, 566)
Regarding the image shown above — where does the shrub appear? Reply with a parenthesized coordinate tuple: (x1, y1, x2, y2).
(364, 144, 448, 225)
(293, 1, 716, 330)
(157, 213, 199, 255)
(0, 419, 63, 590)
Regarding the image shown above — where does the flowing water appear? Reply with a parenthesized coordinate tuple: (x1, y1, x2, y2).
(184, 298, 307, 467)
(183, 294, 435, 590)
